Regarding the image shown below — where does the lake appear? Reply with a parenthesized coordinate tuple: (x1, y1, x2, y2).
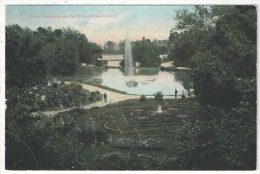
(82, 55, 193, 95)
(89, 68, 192, 96)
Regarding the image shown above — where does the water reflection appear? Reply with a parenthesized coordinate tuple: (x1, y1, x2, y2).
(119, 67, 160, 76)
(89, 68, 192, 95)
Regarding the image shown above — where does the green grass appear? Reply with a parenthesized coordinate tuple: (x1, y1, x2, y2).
(68, 98, 201, 169)
(83, 132, 179, 169)
(72, 98, 200, 132)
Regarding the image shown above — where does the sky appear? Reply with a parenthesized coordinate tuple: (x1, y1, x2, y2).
(5, 5, 192, 46)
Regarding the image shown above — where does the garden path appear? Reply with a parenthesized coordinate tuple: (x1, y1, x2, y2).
(161, 61, 190, 70)
(161, 61, 174, 67)
(40, 82, 179, 116)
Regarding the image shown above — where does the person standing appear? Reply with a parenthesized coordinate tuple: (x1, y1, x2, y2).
(175, 89, 178, 98)
(188, 89, 191, 98)
(103, 92, 107, 103)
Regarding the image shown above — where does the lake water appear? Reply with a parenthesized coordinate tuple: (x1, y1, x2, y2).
(85, 55, 193, 95)
(90, 68, 192, 95)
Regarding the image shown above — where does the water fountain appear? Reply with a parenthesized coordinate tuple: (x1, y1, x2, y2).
(156, 105, 163, 113)
(125, 32, 133, 76)
(125, 32, 138, 87)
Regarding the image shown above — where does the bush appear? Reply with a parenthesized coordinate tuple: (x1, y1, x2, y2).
(79, 122, 108, 147)
(90, 91, 102, 102)
(58, 82, 83, 91)
(36, 86, 102, 110)
(113, 138, 162, 150)
(95, 151, 178, 170)
(95, 151, 133, 170)
(154, 91, 164, 102)
(132, 39, 161, 67)
(139, 95, 147, 102)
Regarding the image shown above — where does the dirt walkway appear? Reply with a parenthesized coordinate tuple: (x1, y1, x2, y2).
(80, 83, 140, 104)
(161, 61, 174, 67)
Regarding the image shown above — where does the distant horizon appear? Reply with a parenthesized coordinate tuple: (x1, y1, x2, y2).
(6, 5, 192, 45)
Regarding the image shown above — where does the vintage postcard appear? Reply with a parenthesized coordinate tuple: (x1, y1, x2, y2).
(1, 0, 258, 173)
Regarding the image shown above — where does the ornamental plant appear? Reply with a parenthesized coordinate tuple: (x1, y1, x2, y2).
(113, 138, 162, 150)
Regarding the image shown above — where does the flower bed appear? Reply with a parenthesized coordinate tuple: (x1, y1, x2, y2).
(113, 138, 162, 150)
(29, 83, 102, 110)
(95, 151, 133, 170)
(123, 106, 188, 125)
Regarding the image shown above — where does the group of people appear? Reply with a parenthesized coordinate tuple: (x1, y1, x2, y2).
(102, 89, 191, 103)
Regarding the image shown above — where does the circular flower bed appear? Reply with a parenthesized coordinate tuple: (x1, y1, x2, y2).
(113, 138, 162, 150)
(124, 106, 189, 125)
(137, 116, 151, 121)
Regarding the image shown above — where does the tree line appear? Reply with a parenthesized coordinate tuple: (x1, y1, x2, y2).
(170, 5, 256, 169)
(120, 38, 162, 68)
(6, 25, 102, 88)
(103, 39, 168, 58)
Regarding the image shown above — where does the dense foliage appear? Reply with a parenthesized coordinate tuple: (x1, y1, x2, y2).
(5, 88, 89, 169)
(95, 151, 178, 170)
(132, 39, 161, 67)
(103, 40, 124, 54)
(120, 38, 161, 68)
(113, 138, 162, 150)
(6, 86, 104, 170)
(171, 5, 256, 170)
(5, 24, 104, 169)
(16, 83, 103, 111)
(154, 91, 164, 103)
(139, 95, 147, 102)
(6, 25, 102, 88)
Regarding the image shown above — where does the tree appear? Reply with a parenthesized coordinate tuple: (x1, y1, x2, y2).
(172, 5, 256, 170)
(103, 40, 122, 54)
(6, 25, 46, 87)
(6, 25, 103, 87)
(6, 88, 88, 170)
(39, 38, 79, 76)
(169, 6, 217, 67)
(172, 32, 199, 67)
(154, 91, 164, 103)
(131, 39, 161, 67)
(5, 25, 105, 169)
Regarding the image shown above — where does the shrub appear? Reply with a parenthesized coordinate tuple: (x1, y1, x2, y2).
(36, 86, 102, 110)
(154, 91, 164, 102)
(77, 118, 109, 147)
(58, 82, 83, 91)
(113, 138, 162, 150)
(52, 83, 58, 88)
(95, 151, 133, 170)
(90, 91, 102, 102)
(139, 95, 147, 102)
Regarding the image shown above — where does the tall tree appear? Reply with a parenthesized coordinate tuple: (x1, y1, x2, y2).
(6, 25, 46, 87)
(132, 39, 161, 67)
(6, 25, 103, 87)
(172, 5, 256, 170)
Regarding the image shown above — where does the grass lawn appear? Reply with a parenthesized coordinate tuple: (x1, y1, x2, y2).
(68, 98, 201, 169)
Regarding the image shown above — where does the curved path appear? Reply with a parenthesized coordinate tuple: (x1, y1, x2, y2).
(161, 61, 174, 67)
(41, 82, 179, 116)
(80, 83, 140, 104)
